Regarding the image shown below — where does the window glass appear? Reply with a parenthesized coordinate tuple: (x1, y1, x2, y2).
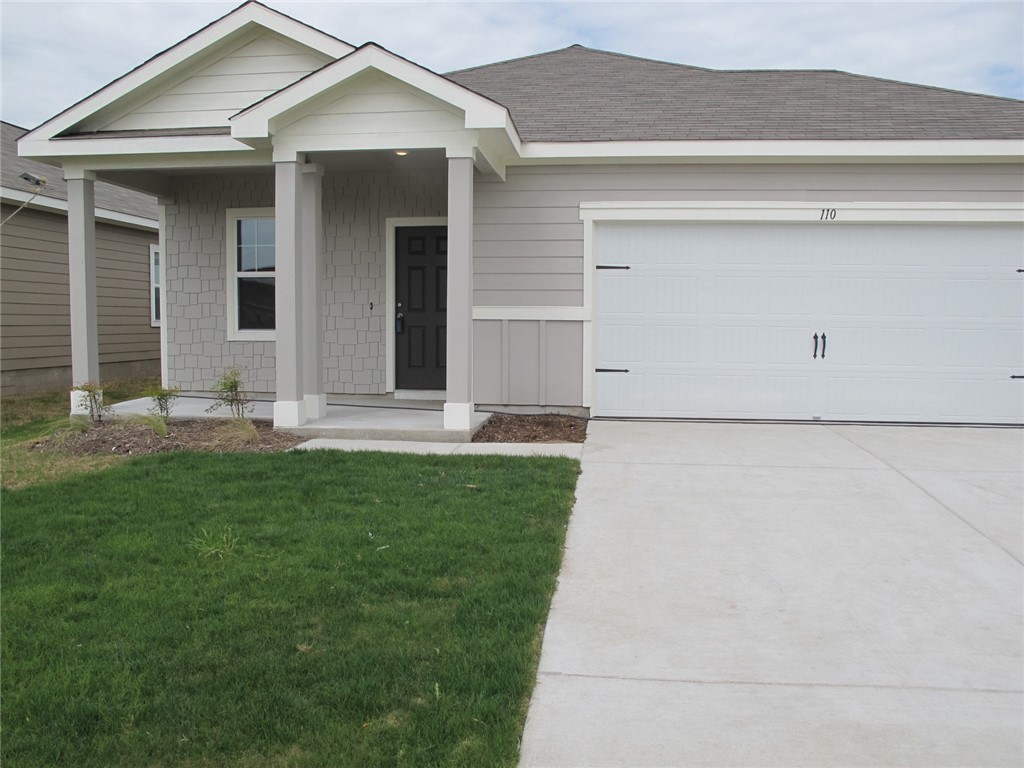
(238, 277, 275, 330)
(237, 219, 275, 272)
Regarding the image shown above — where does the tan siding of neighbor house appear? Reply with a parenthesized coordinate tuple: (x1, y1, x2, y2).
(0, 205, 159, 394)
(102, 33, 333, 131)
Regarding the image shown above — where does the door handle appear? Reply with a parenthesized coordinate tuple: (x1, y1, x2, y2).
(820, 333, 826, 360)
(395, 313, 405, 334)
(812, 333, 818, 359)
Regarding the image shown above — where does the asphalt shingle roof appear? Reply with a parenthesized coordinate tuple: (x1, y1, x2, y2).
(2, 121, 158, 219)
(447, 45, 1024, 142)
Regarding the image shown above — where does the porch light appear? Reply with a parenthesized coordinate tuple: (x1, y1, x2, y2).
(394, 150, 408, 156)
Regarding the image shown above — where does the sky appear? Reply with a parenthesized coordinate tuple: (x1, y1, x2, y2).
(1, 0, 1021, 130)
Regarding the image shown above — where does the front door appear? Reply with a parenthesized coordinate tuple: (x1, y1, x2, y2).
(395, 226, 447, 390)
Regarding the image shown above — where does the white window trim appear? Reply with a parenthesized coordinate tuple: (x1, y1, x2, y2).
(149, 242, 161, 327)
(226, 207, 276, 342)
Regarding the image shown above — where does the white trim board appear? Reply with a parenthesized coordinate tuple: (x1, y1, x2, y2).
(225, 206, 276, 342)
(472, 307, 587, 321)
(580, 201, 1024, 224)
(385, 216, 447, 393)
(520, 139, 1024, 164)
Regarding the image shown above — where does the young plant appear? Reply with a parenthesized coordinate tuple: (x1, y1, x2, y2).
(145, 385, 181, 419)
(205, 367, 253, 418)
(125, 413, 170, 438)
(72, 382, 111, 423)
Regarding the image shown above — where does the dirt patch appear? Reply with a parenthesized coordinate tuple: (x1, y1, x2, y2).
(473, 413, 587, 443)
(31, 412, 588, 457)
(34, 418, 305, 457)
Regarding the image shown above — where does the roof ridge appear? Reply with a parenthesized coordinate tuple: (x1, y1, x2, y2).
(446, 43, 714, 76)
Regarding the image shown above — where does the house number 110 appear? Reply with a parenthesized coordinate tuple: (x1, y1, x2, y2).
(819, 208, 837, 220)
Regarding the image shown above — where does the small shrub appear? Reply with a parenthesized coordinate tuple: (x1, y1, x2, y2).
(205, 367, 253, 418)
(145, 385, 181, 418)
(211, 417, 259, 450)
(72, 382, 111, 423)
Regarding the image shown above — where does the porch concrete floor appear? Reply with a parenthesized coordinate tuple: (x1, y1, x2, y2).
(109, 396, 488, 442)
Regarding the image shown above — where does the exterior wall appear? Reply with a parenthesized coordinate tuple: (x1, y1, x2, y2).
(163, 169, 445, 394)
(164, 175, 277, 393)
(276, 71, 468, 148)
(101, 33, 333, 132)
(162, 161, 1022, 407)
(321, 168, 446, 392)
(0, 205, 159, 395)
(471, 162, 1024, 408)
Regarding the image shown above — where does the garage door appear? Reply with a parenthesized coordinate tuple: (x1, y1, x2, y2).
(594, 221, 1024, 423)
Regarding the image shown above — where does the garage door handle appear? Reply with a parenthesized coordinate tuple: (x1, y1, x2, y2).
(821, 333, 826, 359)
(596, 368, 630, 373)
(813, 333, 818, 359)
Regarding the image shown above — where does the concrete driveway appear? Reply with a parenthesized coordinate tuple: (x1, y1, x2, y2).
(519, 422, 1023, 767)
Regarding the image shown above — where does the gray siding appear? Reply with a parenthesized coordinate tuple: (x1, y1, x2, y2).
(473, 319, 583, 407)
(164, 169, 445, 394)
(0, 205, 159, 394)
(163, 175, 277, 393)
(161, 161, 1022, 408)
(473, 162, 1024, 307)
(99, 33, 333, 132)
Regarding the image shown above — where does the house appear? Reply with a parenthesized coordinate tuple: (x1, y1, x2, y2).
(1, 121, 160, 395)
(18, 1, 1024, 428)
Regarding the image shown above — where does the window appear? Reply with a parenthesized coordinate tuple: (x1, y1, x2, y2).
(149, 243, 161, 327)
(226, 208, 275, 340)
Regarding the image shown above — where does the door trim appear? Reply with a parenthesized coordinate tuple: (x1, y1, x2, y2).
(385, 217, 447, 393)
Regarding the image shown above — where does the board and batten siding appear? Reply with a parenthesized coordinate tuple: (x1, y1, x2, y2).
(100, 32, 333, 132)
(0, 205, 159, 394)
(469, 162, 1024, 409)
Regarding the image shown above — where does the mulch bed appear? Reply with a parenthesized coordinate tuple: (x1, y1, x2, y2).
(34, 419, 305, 457)
(472, 413, 587, 443)
(32, 413, 588, 458)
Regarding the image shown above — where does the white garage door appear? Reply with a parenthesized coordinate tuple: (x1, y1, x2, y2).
(594, 221, 1024, 423)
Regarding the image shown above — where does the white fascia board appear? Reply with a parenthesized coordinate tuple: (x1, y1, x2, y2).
(518, 139, 1024, 164)
(231, 45, 515, 143)
(20, 3, 352, 144)
(580, 200, 1024, 224)
(19, 135, 263, 161)
(0, 186, 159, 230)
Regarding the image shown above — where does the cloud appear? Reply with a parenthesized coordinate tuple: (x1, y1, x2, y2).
(1, 0, 1019, 128)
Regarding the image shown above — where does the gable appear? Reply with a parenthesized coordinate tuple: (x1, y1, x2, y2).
(85, 31, 335, 133)
(275, 70, 466, 141)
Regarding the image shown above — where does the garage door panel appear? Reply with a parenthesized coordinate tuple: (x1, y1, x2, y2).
(594, 221, 1023, 424)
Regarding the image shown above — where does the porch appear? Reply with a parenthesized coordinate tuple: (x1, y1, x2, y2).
(110, 394, 489, 442)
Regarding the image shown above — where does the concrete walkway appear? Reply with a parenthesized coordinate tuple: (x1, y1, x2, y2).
(519, 421, 1023, 767)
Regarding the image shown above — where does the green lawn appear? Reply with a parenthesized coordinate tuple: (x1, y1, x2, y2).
(1, 448, 579, 767)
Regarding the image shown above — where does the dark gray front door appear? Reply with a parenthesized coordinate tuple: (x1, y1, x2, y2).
(395, 226, 447, 390)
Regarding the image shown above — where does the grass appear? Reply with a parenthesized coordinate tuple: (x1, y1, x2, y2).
(1, 448, 580, 767)
(0, 377, 159, 489)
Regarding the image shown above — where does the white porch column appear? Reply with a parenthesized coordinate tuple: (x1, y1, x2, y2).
(300, 163, 326, 419)
(273, 159, 306, 427)
(66, 171, 99, 414)
(444, 153, 475, 430)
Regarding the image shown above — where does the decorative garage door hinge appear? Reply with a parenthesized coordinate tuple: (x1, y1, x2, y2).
(596, 265, 631, 270)
(596, 368, 630, 373)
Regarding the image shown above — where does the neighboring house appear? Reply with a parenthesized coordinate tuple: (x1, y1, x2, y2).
(18, 1, 1024, 427)
(1, 121, 160, 395)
